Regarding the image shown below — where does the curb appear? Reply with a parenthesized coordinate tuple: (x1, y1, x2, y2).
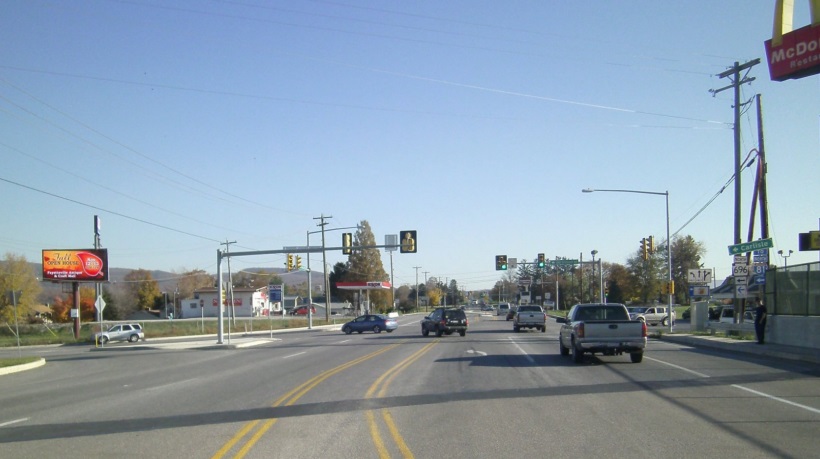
(0, 357, 46, 376)
(657, 334, 820, 365)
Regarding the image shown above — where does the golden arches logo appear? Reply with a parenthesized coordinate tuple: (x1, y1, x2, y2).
(772, 0, 820, 46)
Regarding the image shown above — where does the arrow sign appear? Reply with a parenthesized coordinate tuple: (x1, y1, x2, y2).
(728, 238, 773, 255)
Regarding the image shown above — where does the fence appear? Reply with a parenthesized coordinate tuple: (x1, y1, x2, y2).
(764, 261, 820, 316)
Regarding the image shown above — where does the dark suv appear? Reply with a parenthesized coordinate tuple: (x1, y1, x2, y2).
(421, 308, 468, 337)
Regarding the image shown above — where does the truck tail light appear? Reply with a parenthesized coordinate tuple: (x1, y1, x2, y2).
(465, 318, 468, 326)
(440, 320, 447, 327)
(641, 321, 647, 337)
(577, 322, 585, 338)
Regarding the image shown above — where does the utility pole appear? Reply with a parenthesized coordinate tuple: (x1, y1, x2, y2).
(217, 240, 236, 344)
(710, 59, 760, 246)
(711, 58, 760, 322)
(413, 266, 421, 312)
(314, 214, 332, 321)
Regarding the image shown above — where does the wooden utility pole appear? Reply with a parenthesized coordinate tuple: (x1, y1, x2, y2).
(710, 59, 760, 245)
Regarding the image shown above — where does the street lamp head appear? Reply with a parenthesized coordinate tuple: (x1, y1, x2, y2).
(582, 188, 595, 193)
(591, 250, 598, 257)
(778, 249, 783, 255)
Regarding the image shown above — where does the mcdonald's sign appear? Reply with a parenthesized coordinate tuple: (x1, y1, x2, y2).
(764, 0, 820, 81)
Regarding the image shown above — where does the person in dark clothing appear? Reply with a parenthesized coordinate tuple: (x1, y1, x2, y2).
(754, 297, 767, 344)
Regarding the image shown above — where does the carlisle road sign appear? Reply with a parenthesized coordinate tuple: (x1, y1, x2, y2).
(727, 238, 773, 255)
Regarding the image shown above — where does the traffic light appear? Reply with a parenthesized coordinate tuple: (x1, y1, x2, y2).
(537, 253, 546, 268)
(295, 255, 302, 270)
(342, 233, 352, 255)
(495, 255, 508, 271)
(400, 230, 417, 253)
(287, 254, 294, 272)
(640, 238, 647, 260)
(648, 236, 655, 253)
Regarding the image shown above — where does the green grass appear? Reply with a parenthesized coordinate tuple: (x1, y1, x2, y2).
(0, 317, 344, 347)
(0, 356, 40, 368)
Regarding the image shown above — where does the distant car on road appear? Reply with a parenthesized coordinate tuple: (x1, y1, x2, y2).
(497, 303, 511, 317)
(341, 314, 397, 334)
(291, 305, 317, 316)
(94, 323, 144, 344)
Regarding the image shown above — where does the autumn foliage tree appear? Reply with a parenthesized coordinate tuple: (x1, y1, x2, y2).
(0, 253, 42, 326)
(50, 285, 97, 323)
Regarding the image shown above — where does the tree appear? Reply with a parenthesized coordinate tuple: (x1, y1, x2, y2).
(330, 262, 351, 302)
(670, 235, 705, 305)
(344, 220, 390, 311)
(175, 268, 216, 301)
(606, 263, 633, 303)
(51, 285, 97, 323)
(123, 269, 161, 311)
(0, 253, 42, 327)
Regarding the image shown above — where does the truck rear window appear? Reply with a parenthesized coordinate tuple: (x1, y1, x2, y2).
(576, 306, 629, 321)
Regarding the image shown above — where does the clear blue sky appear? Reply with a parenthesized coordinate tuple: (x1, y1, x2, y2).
(1, 1, 817, 292)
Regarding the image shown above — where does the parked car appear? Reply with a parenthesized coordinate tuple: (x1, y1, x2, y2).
(94, 323, 144, 344)
(714, 307, 754, 323)
(341, 314, 397, 334)
(627, 306, 675, 326)
(421, 307, 468, 337)
(497, 303, 511, 317)
(291, 305, 317, 316)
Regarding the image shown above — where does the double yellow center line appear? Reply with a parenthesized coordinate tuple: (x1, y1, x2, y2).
(364, 340, 439, 459)
(212, 342, 402, 459)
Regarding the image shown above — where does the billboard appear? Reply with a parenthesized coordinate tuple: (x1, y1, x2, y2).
(42, 249, 109, 282)
(764, 0, 820, 81)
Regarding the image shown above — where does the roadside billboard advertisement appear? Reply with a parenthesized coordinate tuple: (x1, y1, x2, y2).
(42, 249, 109, 282)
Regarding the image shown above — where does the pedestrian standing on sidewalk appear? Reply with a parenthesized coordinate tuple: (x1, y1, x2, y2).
(754, 297, 767, 344)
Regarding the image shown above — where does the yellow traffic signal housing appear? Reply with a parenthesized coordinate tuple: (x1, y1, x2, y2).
(342, 233, 352, 255)
(286, 254, 294, 272)
(400, 230, 417, 253)
(640, 238, 648, 260)
(295, 256, 302, 270)
(648, 236, 655, 253)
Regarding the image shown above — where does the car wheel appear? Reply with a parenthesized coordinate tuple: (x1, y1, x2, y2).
(435, 328, 443, 337)
(100, 336, 109, 345)
(541, 326, 546, 333)
(373, 325, 381, 334)
(128, 334, 139, 343)
(661, 317, 669, 326)
(422, 327, 429, 337)
(357, 331, 363, 334)
(386, 329, 394, 333)
(459, 330, 466, 337)
(630, 352, 644, 363)
(343, 326, 352, 335)
(571, 338, 583, 363)
(559, 339, 569, 356)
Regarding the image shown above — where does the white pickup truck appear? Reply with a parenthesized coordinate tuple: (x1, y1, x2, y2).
(556, 303, 647, 363)
(513, 305, 546, 332)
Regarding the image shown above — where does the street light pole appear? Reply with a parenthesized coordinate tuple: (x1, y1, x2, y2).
(591, 250, 597, 302)
(583, 188, 673, 333)
(778, 249, 793, 268)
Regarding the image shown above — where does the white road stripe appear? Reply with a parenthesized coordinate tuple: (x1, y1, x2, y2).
(646, 356, 820, 415)
(0, 418, 29, 428)
(507, 337, 535, 363)
(644, 356, 711, 378)
(146, 378, 198, 392)
(732, 384, 820, 415)
(283, 352, 307, 359)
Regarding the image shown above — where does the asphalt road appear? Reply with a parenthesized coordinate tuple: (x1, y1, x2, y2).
(1, 312, 818, 458)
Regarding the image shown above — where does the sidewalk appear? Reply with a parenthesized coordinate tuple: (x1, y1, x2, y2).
(656, 333, 820, 365)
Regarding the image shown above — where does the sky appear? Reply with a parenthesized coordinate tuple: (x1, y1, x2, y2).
(1, 0, 818, 293)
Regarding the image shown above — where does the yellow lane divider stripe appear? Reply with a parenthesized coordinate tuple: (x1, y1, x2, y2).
(212, 342, 402, 459)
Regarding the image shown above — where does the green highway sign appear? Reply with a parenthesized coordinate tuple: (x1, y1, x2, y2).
(550, 259, 579, 266)
(727, 238, 773, 255)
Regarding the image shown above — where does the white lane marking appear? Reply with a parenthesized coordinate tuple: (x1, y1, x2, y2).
(646, 356, 820, 415)
(337, 340, 351, 344)
(146, 378, 198, 392)
(731, 384, 820, 415)
(507, 337, 535, 363)
(644, 356, 711, 378)
(466, 349, 487, 356)
(283, 352, 307, 359)
(0, 418, 29, 428)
